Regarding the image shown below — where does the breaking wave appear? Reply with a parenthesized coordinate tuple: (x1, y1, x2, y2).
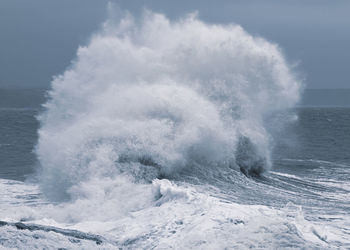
(36, 9, 301, 202)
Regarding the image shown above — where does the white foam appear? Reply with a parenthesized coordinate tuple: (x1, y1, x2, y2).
(37, 9, 301, 202)
(1, 178, 350, 248)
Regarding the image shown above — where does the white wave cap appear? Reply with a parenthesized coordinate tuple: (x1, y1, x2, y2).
(37, 10, 301, 201)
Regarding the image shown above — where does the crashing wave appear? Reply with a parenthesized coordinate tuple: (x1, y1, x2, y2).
(37, 10, 301, 201)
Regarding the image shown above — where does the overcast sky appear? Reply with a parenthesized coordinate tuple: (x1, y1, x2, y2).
(1, 0, 349, 89)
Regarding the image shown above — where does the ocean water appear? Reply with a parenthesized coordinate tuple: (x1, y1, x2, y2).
(1, 11, 349, 249)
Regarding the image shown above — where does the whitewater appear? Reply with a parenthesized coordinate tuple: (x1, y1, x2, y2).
(0, 10, 349, 249)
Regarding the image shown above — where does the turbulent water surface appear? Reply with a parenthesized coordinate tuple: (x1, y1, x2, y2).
(0, 11, 349, 249)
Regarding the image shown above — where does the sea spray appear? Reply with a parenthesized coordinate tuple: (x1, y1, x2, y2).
(37, 10, 301, 202)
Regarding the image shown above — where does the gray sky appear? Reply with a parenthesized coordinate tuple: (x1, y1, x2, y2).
(1, 0, 349, 89)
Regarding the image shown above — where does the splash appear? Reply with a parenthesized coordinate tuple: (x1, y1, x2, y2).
(36, 10, 301, 201)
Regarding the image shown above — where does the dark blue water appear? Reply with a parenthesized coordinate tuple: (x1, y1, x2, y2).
(0, 89, 45, 180)
(276, 107, 350, 163)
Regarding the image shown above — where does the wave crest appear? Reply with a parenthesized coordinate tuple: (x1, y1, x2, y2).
(37, 10, 301, 200)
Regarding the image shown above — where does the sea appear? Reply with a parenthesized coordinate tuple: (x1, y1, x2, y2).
(0, 12, 349, 249)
